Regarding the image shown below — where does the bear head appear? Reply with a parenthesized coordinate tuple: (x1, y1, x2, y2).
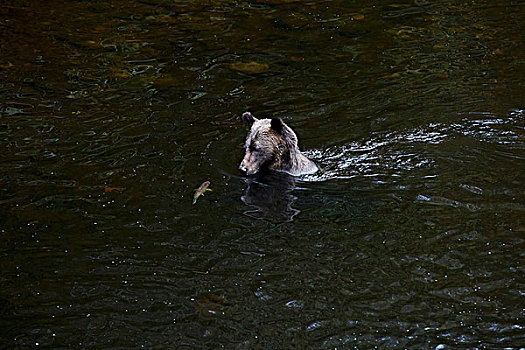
(239, 112, 298, 176)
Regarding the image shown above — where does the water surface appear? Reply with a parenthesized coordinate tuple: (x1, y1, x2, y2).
(0, 0, 523, 348)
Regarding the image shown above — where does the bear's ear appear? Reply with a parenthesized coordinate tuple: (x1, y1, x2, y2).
(242, 112, 257, 128)
(270, 117, 285, 134)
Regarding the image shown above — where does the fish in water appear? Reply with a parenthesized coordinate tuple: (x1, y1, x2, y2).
(193, 181, 212, 204)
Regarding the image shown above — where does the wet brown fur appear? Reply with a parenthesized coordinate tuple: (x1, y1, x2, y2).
(239, 112, 317, 176)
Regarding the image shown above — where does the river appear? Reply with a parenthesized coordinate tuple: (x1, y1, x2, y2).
(0, 0, 523, 348)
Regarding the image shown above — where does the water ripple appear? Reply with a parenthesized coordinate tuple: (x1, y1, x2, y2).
(303, 109, 523, 182)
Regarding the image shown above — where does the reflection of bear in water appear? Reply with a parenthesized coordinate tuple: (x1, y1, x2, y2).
(239, 112, 317, 222)
(241, 171, 299, 223)
(239, 112, 317, 176)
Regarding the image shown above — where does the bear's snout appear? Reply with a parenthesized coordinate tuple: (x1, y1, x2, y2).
(239, 154, 260, 175)
(239, 161, 257, 176)
(238, 164, 248, 175)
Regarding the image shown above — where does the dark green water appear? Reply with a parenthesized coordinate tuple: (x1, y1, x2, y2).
(1, 0, 523, 348)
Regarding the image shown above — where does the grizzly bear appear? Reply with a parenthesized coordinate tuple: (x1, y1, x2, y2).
(239, 112, 318, 176)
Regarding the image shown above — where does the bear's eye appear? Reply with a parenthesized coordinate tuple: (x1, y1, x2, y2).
(249, 144, 257, 152)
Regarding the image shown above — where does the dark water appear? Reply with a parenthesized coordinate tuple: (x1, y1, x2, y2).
(1, 0, 524, 348)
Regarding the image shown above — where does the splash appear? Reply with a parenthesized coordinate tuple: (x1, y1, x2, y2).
(301, 109, 523, 182)
(302, 126, 445, 182)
